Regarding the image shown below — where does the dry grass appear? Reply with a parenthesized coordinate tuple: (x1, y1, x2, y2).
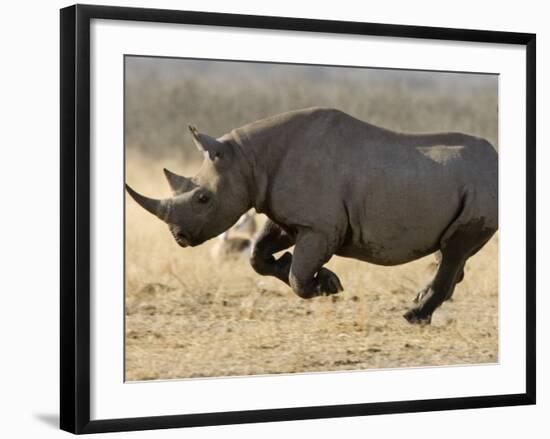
(125, 58, 498, 160)
(124, 59, 498, 381)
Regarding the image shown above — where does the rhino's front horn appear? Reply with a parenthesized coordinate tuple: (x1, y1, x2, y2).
(163, 168, 195, 194)
(125, 184, 171, 222)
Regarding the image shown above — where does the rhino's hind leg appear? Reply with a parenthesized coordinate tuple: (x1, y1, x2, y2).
(404, 220, 495, 325)
(405, 184, 497, 324)
(250, 219, 295, 285)
(288, 230, 343, 299)
(404, 256, 464, 324)
(413, 253, 464, 304)
(413, 230, 494, 306)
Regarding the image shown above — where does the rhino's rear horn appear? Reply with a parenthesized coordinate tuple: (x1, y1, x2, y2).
(163, 168, 195, 194)
(188, 124, 225, 160)
(125, 184, 170, 222)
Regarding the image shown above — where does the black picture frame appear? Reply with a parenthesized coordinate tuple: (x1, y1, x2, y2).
(60, 4, 536, 434)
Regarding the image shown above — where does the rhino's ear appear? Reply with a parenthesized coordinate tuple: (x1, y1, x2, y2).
(188, 125, 226, 162)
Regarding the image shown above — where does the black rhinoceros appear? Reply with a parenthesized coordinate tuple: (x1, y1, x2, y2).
(126, 107, 498, 324)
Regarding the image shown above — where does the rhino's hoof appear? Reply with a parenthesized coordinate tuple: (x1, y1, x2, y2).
(317, 268, 344, 296)
(403, 308, 432, 325)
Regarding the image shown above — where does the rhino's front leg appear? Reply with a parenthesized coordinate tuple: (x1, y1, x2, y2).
(250, 219, 295, 285)
(289, 231, 343, 299)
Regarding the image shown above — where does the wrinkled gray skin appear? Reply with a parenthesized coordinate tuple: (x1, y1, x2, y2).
(126, 107, 498, 324)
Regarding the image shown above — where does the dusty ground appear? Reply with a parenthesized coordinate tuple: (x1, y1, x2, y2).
(124, 160, 498, 381)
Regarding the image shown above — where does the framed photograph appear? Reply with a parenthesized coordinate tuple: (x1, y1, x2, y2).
(60, 4, 536, 434)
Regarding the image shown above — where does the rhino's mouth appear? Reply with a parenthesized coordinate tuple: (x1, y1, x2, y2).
(170, 228, 191, 247)
(175, 238, 189, 248)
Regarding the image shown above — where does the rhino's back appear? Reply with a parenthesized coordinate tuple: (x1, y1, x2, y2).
(235, 106, 495, 178)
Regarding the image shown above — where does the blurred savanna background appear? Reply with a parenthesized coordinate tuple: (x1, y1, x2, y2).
(125, 56, 498, 381)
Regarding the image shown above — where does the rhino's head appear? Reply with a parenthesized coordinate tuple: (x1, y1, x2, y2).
(126, 125, 252, 248)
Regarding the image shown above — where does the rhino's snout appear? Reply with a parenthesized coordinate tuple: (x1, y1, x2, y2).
(170, 226, 191, 248)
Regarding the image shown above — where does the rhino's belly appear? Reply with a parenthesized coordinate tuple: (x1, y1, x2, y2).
(335, 238, 440, 266)
(336, 200, 459, 266)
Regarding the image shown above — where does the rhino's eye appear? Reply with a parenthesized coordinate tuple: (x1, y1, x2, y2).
(197, 193, 210, 204)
